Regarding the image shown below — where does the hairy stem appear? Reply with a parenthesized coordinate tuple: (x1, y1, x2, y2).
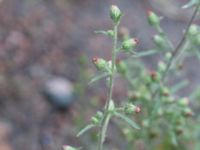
(98, 24, 118, 150)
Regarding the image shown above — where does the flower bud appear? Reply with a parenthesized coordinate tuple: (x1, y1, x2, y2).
(124, 103, 141, 114)
(91, 116, 99, 125)
(110, 5, 122, 24)
(178, 97, 189, 107)
(161, 87, 170, 97)
(147, 11, 160, 26)
(188, 24, 199, 36)
(122, 38, 138, 52)
(158, 61, 167, 72)
(107, 30, 114, 37)
(183, 107, 193, 117)
(116, 60, 127, 75)
(165, 52, 172, 60)
(149, 70, 161, 82)
(153, 34, 165, 47)
(95, 111, 103, 119)
(92, 57, 107, 71)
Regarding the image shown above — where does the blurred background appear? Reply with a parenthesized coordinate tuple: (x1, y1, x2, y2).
(0, 0, 200, 150)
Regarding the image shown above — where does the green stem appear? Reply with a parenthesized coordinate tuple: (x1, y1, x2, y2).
(98, 24, 118, 150)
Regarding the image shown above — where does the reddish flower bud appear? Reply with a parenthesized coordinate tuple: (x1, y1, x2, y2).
(147, 10, 160, 26)
(122, 38, 138, 51)
(92, 57, 107, 71)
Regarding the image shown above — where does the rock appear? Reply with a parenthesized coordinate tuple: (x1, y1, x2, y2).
(42, 77, 74, 110)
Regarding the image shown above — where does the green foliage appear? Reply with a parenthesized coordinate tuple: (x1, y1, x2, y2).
(66, 2, 200, 150)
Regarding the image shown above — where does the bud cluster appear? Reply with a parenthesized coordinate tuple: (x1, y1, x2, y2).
(91, 111, 104, 125)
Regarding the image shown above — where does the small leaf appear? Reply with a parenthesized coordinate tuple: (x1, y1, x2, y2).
(88, 72, 109, 85)
(114, 112, 140, 129)
(182, 0, 199, 9)
(94, 30, 108, 35)
(77, 124, 95, 137)
(131, 50, 158, 58)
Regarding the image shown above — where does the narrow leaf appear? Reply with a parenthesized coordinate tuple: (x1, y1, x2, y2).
(63, 145, 82, 150)
(114, 112, 140, 129)
(131, 50, 158, 58)
(171, 80, 189, 93)
(88, 72, 109, 85)
(182, 0, 198, 9)
(77, 124, 95, 137)
(94, 30, 108, 35)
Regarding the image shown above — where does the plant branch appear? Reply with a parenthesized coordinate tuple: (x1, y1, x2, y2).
(150, 4, 200, 120)
(98, 24, 118, 150)
(153, 4, 200, 99)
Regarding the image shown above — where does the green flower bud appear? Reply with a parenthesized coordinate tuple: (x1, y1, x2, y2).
(91, 116, 99, 125)
(158, 61, 167, 72)
(153, 34, 165, 47)
(122, 38, 138, 51)
(124, 103, 141, 114)
(165, 52, 172, 60)
(110, 5, 122, 24)
(149, 70, 161, 82)
(116, 60, 127, 75)
(108, 100, 115, 112)
(183, 107, 193, 117)
(95, 111, 103, 119)
(147, 11, 160, 26)
(188, 24, 199, 35)
(161, 87, 170, 97)
(178, 97, 189, 107)
(92, 57, 107, 71)
(107, 30, 114, 37)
